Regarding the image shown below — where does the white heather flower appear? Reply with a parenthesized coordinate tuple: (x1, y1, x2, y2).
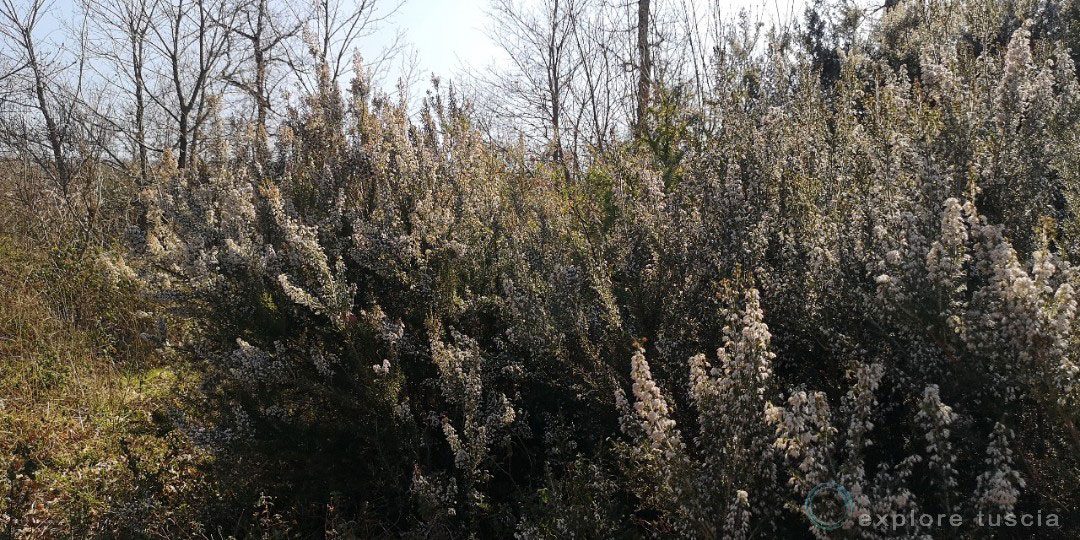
(999, 23, 1035, 120)
(885, 249, 901, 265)
(372, 359, 391, 375)
(844, 362, 883, 457)
(723, 490, 751, 540)
(629, 346, 684, 459)
(312, 350, 336, 377)
(921, 61, 957, 102)
(278, 273, 326, 313)
(926, 198, 970, 287)
(974, 423, 1024, 515)
(916, 385, 958, 503)
(767, 390, 835, 493)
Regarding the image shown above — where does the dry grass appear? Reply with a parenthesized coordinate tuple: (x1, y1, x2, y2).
(0, 234, 209, 537)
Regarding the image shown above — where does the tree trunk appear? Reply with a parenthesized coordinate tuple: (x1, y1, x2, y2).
(25, 29, 70, 193)
(548, 0, 568, 181)
(177, 111, 189, 168)
(132, 37, 148, 188)
(253, 0, 269, 163)
(254, 42, 269, 163)
(635, 0, 651, 136)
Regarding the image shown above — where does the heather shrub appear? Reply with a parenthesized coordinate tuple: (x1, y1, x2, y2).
(143, 2, 1080, 533)
(2, 0, 1079, 536)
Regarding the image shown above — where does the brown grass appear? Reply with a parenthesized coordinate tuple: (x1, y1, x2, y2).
(0, 233, 208, 537)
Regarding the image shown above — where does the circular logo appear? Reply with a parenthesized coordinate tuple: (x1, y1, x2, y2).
(803, 482, 855, 531)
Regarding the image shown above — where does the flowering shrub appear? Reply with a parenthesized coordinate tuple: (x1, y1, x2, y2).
(4, 0, 1079, 536)
(145, 2, 1080, 533)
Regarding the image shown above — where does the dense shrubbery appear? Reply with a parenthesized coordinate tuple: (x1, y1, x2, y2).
(4, 0, 1080, 537)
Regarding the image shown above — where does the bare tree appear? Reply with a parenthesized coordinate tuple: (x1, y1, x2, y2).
(82, 0, 156, 189)
(0, 0, 75, 191)
(0, 0, 117, 248)
(217, 0, 302, 162)
(635, 0, 650, 133)
(564, 0, 636, 155)
(290, 0, 404, 94)
(0, 43, 29, 105)
(149, 0, 233, 168)
(486, 0, 583, 178)
(481, 0, 677, 163)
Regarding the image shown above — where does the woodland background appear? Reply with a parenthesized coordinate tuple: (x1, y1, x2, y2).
(1, 0, 1080, 537)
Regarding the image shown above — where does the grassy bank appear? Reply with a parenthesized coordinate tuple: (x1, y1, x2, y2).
(0, 236, 210, 537)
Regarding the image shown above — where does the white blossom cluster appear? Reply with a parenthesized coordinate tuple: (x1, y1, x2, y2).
(973, 423, 1025, 515)
(130, 1, 1080, 535)
(916, 385, 959, 506)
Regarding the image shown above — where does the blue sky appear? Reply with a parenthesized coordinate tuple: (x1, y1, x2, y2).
(35, 0, 807, 88)
(372, 0, 503, 80)
(371, 0, 808, 82)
